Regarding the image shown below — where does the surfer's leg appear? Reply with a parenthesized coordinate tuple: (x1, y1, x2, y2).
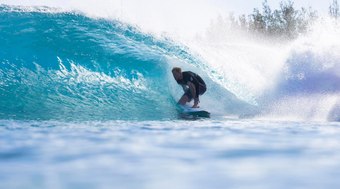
(178, 95, 189, 105)
(178, 92, 192, 105)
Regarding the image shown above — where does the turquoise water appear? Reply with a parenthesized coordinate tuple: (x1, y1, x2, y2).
(0, 5, 340, 189)
(0, 6, 180, 120)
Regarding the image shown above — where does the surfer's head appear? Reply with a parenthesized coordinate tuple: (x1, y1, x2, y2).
(172, 67, 183, 81)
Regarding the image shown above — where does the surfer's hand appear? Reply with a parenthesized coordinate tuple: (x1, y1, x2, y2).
(192, 99, 199, 108)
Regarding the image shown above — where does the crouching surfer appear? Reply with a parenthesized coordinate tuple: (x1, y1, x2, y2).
(171, 67, 207, 108)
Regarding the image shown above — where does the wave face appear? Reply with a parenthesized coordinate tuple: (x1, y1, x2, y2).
(0, 6, 179, 120)
(0, 6, 254, 120)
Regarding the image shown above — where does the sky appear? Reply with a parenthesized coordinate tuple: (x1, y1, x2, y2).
(212, 0, 333, 15)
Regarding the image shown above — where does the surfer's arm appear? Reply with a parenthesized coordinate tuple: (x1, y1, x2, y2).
(187, 82, 199, 108)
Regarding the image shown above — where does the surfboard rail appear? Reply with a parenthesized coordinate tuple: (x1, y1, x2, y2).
(176, 104, 210, 119)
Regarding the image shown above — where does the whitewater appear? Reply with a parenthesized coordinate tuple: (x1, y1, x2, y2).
(0, 1, 339, 189)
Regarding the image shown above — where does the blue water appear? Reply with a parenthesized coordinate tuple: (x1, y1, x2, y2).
(1, 120, 340, 189)
(0, 5, 340, 189)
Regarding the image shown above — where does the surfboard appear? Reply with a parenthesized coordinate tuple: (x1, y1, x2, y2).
(177, 104, 210, 119)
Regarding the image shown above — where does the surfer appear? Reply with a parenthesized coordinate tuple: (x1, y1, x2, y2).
(172, 67, 206, 108)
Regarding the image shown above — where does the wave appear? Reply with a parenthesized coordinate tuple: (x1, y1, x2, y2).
(0, 6, 254, 120)
(0, 5, 339, 122)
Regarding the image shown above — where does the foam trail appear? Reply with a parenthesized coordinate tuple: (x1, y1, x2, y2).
(260, 18, 340, 121)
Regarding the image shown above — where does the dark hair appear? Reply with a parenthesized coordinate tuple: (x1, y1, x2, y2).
(172, 67, 181, 73)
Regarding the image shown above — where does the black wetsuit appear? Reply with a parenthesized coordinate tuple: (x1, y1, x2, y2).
(176, 71, 206, 101)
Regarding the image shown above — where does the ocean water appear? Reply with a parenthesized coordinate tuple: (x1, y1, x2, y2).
(0, 4, 340, 189)
(1, 120, 340, 189)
